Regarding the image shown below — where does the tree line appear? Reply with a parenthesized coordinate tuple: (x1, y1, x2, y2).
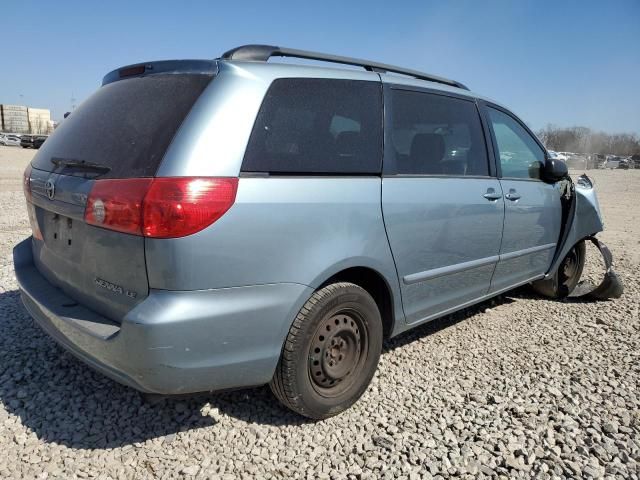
(536, 125, 640, 157)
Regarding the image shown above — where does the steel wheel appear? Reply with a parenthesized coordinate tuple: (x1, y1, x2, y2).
(531, 240, 586, 298)
(270, 282, 383, 419)
(308, 309, 368, 397)
(559, 243, 585, 292)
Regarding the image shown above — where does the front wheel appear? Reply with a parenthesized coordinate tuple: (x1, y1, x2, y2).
(270, 282, 383, 419)
(531, 241, 586, 298)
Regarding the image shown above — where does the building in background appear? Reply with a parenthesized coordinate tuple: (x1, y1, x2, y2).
(1, 104, 53, 134)
(27, 108, 51, 134)
(0, 105, 29, 133)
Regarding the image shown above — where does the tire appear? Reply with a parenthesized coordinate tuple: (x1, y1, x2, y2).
(270, 282, 383, 419)
(531, 240, 586, 298)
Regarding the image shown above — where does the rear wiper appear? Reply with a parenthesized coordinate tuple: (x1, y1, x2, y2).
(51, 157, 111, 174)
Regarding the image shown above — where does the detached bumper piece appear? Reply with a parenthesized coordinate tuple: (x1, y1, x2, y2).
(570, 236, 624, 300)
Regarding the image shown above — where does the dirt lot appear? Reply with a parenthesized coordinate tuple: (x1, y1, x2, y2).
(0, 145, 638, 479)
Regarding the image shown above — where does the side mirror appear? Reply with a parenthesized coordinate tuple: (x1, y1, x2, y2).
(63, 112, 71, 119)
(542, 157, 568, 183)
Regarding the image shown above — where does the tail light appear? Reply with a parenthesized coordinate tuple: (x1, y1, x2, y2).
(85, 178, 152, 235)
(23, 164, 32, 202)
(23, 164, 43, 240)
(85, 177, 238, 238)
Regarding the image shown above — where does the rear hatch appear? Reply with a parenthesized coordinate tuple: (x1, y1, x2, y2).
(26, 70, 214, 322)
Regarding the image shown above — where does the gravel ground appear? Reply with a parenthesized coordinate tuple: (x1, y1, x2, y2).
(0, 145, 638, 479)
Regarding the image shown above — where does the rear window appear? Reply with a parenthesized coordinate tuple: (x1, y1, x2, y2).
(242, 78, 382, 174)
(31, 74, 212, 178)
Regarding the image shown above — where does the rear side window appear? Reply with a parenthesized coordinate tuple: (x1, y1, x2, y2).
(31, 74, 212, 178)
(242, 79, 382, 174)
(389, 90, 489, 176)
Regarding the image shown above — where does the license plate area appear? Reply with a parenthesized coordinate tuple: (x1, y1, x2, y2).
(44, 211, 74, 250)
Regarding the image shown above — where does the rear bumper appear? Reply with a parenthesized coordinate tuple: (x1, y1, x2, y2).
(13, 238, 312, 394)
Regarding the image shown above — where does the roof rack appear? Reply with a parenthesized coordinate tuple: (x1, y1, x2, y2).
(221, 44, 469, 91)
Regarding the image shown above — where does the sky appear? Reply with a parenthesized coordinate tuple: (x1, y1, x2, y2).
(1, 0, 639, 133)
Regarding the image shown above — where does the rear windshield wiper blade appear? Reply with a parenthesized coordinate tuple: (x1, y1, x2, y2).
(51, 157, 111, 174)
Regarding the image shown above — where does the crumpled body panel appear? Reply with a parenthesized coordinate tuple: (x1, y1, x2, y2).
(544, 175, 623, 300)
(546, 176, 603, 278)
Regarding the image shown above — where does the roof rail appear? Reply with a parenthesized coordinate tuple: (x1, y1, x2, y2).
(220, 44, 469, 91)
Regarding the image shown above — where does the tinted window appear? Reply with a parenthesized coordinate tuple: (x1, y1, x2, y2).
(389, 90, 489, 176)
(31, 74, 212, 178)
(242, 79, 382, 174)
(488, 108, 545, 179)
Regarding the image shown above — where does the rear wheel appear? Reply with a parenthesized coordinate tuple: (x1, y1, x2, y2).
(531, 241, 586, 298)
(270, 282, 382, 419)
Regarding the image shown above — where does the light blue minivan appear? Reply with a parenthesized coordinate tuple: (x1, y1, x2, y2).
(14, 45, 619, 418)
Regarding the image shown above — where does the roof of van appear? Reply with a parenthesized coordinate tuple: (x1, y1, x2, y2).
(216, 59, 504, 108)
(103, 44, 506, 109)
(217, 44, 507, 108)
(222, 44, 470, 89)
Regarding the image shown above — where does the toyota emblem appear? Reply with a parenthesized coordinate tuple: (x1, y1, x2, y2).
(45, 178, 56, 200)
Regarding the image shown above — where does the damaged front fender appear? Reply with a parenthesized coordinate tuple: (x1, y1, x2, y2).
(546, 174, 603, 278)
(540, 174, 623, 300)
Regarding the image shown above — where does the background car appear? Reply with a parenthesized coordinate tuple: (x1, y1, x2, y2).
(547, 150, 570, 161)
(20, 135, 35, 148)
(20, 135, 48, 149)
(0, 134, 22, 146)
(33, 135, 48, 149)
(604, 157, 621, 169)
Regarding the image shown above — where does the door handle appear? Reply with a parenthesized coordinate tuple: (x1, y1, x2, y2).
(505, 189, 521, 201)
(483, 188, 502, 201)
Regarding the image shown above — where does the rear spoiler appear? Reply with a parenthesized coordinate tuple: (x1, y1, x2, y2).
(102, 60, 218, 86)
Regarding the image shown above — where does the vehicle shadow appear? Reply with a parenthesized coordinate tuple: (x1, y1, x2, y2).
(0, 287, 528, 449)
(0, 289, 316, 449)
(506, 284, 613, 304)
(384, 292, 518, 353)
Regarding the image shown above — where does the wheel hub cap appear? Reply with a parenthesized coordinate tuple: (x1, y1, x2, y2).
(309, 312, 363, 390)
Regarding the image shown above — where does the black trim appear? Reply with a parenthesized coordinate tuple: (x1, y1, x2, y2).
(238, 172, 382, 179)
(388, 83, 472, 100)
(102, 60, 217, 85)
(476, 100, 498, 178)
(382, 174, 494, 180)
(382, 84, 395, 176)
(221, 44, 469, 90)
(498, 176, 544, 183)
(478, 100, 503, 178)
